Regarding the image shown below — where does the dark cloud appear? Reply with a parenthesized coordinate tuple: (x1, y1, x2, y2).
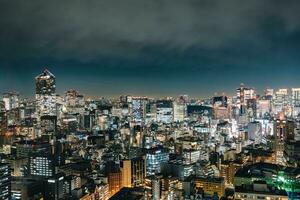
(0, 0, 300, 61)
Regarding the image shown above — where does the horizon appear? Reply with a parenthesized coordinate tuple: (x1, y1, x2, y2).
(2, 68, 300, 100)
(1, 1, 300, 97)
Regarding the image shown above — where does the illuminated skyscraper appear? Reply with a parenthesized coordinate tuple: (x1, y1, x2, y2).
(273, 89, 289, 115)
(236, 83, 256, 114)
(121, 157, 146, 188)
(130, 97, 147, 125)
(35, 69, 56, 95)
(35, 69, 57, 117)
(145, 147, 169, 176)
(292, 88, 300, 117)
(274, 119, 295, 165)
(173, 101, 185, 122)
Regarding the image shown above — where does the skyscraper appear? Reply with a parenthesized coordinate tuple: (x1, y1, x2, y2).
(236, 83, 256, 114)
(292, 88, 300, 117)
(121, 157, 146, 188)
(35, 69, 57, 117)
(173, 101, 185, 122)
(130, 97, 147, 125)
(35, 69, 56, 95)
(145, 147, 169, 176)
(273, 88, 289, 115)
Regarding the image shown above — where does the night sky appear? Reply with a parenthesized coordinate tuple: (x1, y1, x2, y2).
(1, 1, 300, 97)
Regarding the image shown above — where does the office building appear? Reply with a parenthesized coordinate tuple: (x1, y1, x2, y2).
(121, 157, 145, 188)
(0, 163, 11, 200)
(173, 101, 185, 122)
(236, 83, 256, 111)
(44, 173, 64, 200)
(35, 69, 57, 117)
(29, 156, 56, 177)
(273, 89, 289, 114)
(292, 88, 300, 117)
(156, 100, 173, 124)
(145, 147, 169, 176)
(2, 92, 19, 111)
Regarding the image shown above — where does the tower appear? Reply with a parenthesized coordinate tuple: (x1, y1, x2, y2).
(35, 69, 57, 117)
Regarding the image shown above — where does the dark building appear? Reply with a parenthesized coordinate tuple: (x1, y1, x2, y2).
(187, 105, 213, 117)
(212, 96, 228, 107)
(44, 173, 64, 200)
(11, 140, 51, 158)
(40, 115, 57, 139)
(11, 177, 43, 200)
(105, 161, 122, 197)
(109, 187, 144, 200)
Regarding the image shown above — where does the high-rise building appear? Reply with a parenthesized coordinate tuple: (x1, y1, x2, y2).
(292, 88, 300, 117)
(273, 89, 289, 115)
(40, 115, 57, 138)
(145, 147, 169, 176)
(156, 100, 173, 123)
(64, 90, 85, 114)
(173, 101, 185, 122)
(236, 83, 256, 110)
(12, 140, 51, 158)
(130, 97, 147, 125)
(35, 69, 56, 95)
(105, 162, 122, 197)
(273, 119, 295, 165)
(151, 176, 161, 200)
(2, 92, 19, 111)
(29, 156, 56, 177)
(248, 121, 262, 144)
(35, 69, 57, 117)
(145, 101, 156, 124)
(0, 101, 7, 133)
(44, 173, 64, 200)
(257, 99, 271, 118)
(121, 157, 145, 188)
(0, 163, 11, 200)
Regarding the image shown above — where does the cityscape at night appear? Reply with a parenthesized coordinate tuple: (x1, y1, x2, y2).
(1, 1, 300, 200)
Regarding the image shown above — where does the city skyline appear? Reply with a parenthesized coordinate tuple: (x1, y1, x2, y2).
(1, 1, 300, 97)
(1, 2, 300, 199)
(2, 67, 300, 98)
